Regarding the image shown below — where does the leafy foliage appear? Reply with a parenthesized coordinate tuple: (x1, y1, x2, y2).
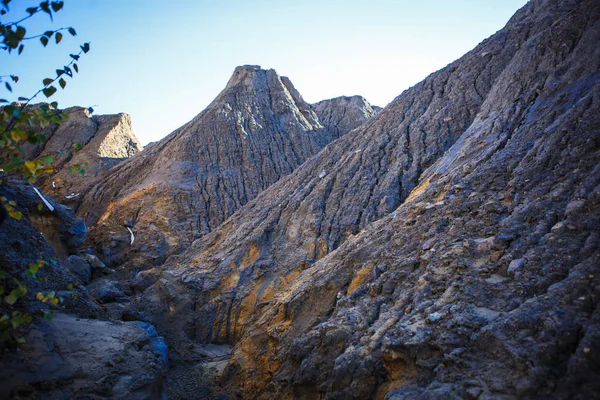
(0, 0, 90, 343)
(0, 259, 62, 342)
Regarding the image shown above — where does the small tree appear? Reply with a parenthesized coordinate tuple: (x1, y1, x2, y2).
(0, 0, 91, 185)
(0, 0, 90, 342)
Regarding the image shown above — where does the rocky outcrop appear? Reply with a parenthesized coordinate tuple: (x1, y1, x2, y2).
(136, 0, 600, 398)
(44, 109, 141, 206)
(23, 107, 142, 207)
(0, 177, 167, 399)
(312, 95, 381, 139)
(79, 66, 374, 273)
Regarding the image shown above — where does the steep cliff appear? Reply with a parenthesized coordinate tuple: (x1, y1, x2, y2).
(79, 66, 376, 272)
(136, 0, 600, 398)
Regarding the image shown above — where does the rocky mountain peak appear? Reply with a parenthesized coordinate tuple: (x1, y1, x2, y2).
(224, 64, 272, 89)
(217, 65, 322, 134)
(1, 0, 599, 398)
(312, 94, 381, 139)
(79, 65, 377, 271)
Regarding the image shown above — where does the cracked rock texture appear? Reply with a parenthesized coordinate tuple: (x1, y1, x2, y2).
(135, 0, 600, 398)
(79, 66, 377, 274)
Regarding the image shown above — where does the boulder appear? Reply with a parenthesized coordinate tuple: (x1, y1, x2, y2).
(64, 254, 91, 283)
(0, 313, 166, 399)
(87, 277, 125, 303)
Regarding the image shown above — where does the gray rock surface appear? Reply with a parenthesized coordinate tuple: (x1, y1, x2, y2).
(64, 254, 91, 283)
(87, 276, 126, 303)
(134, 0, 600, 398)
(79, 66, 374, 273)
(312, 95, 380, 139)
(0, 313, 166, 399)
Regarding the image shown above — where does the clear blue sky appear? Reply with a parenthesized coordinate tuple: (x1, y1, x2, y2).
(3, 0, 528, 144)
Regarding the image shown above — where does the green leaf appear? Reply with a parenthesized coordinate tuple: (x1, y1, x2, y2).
(73, 63, 78, 73)
(29, 262, 40, 274)
(5, 292, 18, 305)
(10, 75, 18, 83)
(55, 32, 62, 44)
(5, 82, 11, 92)
(55, 69, 64, 77)
(87, 106, 94, 114)
(18, 44, 24, 54)
(68, 27, 76, 36)
(81, 42, 90, 53)
(40, 36, 48, 47)
(69, 53, 79, 61)
(43, 30, 54, 38)
(42, 86, 57, 98)
(59, 78, 66, 89)
(17, 96, 28, 101)
(26, 6, 38, 15)
(17, 337, 26, 344)
(37, 203, 44, 211)
(66, 283, 73, 290)
(44, 312, 53, 321)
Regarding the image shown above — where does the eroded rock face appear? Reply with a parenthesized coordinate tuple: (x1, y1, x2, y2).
(137, 0, 600, 398)
(142, 0, 536, 347)
(79, 66, 372, 273)
(25, 107, 142, 207)
(312, 95, 381, 140)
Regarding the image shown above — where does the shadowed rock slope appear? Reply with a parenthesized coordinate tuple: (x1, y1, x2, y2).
(79, 66, 376, 273)
(137, 0, 600, 398)
(0, 177, 166, 399)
